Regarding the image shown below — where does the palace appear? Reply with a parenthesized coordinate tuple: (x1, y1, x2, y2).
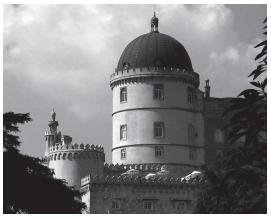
(44, 13, 232, 213)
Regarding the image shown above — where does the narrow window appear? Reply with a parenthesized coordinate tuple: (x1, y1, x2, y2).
(187, 87, 195, 103)
(153, 84, 164, 100)
(120, 125, 127, 140)
(154, 122, 164, 138)
(143, 201, 153, 210)
(112, 199, 121, 209)
(120, 87, 127, 103)
(216, 149, 223, 159)
(121, 148, 126, 160)
(214, 129, 225, 143)
(155, 146, 164, 157)
(189, 148, 196, 161)
(175, 201, 187, 213)
(188, 124, 195, 145)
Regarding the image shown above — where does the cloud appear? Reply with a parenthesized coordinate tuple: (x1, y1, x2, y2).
(210, 46, 240, 64)
(3, 4, 266, 161)
(205, 42, 259, 97)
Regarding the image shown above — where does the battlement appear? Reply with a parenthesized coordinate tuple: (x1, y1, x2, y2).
(110, 67, 200, 88)
(47, 143, 105, 162)
(45, 131, 53, 135)
(104, 163, 164, 173)
(81, 173, 202, 188)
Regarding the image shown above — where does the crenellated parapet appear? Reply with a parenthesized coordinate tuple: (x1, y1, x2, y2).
(47, 143, 105, 162)
(110, 67, 200, 89)
(104, 163, 164, 174)
(81, 173, 202, 188)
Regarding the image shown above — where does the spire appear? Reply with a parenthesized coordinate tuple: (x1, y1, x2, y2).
(51, 108, 56, 121)
(151, 11, 159, 32)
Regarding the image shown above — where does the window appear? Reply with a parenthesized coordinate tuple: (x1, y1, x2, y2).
(112, 200, 121, 209)
(121, 149, 126, 160)
(187, 87, 195, 103)
(216, 149, 223, 159)
(155, 146, 164, 157)
(120, 125, 127, 140)
(153, 84, 164, 100)
(214, 129, 225, 143)
(120, 87, 127, 103)
(143, 201, 153, 210)
(189, 148, 196, 161)
(188, 124, 195, 145)
(175, 201, 187, 213)
(154, 122, 164, 138)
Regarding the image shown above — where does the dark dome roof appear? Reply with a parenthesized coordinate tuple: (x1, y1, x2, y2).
(117, 31, 193, 71)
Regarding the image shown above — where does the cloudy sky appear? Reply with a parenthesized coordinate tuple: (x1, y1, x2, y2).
(3, 4, 266, 162)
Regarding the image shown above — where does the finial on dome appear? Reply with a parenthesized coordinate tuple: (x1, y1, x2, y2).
(151, 11, 159, 32)
(51, 108, 56, 121)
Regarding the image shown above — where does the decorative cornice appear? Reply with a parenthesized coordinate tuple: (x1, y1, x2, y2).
(110, 67, 200, 89)
(46, 144, 105, 162)
(47, 150, 105, 162)
(112, 107, 202, 116)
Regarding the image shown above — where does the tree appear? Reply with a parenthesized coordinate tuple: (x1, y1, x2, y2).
(3, 112, 86, 213)
(196, 18, 267, 214)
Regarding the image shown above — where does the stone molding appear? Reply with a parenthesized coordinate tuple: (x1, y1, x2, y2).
(110, 67, 200, 89)
(112, 143, 205, 151)
(112, 107, 202, 116)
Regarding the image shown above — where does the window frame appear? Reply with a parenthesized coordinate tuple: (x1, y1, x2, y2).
(188, 124, 195, 145)
(214, 128, 225, 143)
(120, 87, 127, 103)
(143, 201, 154, 210)
(112, 199, 121, 209)
(175, 201, 187, 213)
(121, 148, 126, 160)
(153, 84, 164, 100)
(187, 87, 195, 104)
(154, 122, 165, 138)
(189, 148, 196, 161)
(155, 146, 164, 157)
(120, 124, 127, 141)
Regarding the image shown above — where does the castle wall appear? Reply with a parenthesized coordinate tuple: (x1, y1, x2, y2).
(203, 98, 232, 165)
(81, 175, 200, 214)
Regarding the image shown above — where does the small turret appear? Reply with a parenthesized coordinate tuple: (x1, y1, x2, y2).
(205, 79, 210, 99)
(45, 109, 60, 156)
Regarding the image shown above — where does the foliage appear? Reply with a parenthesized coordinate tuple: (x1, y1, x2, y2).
(196, 18, 267, 214)
(3, 112, 86, 213)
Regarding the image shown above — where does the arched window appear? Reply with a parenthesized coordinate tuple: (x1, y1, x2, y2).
(120, 125, 127, 140)
(121, 149, 126, 160)
(153, 84, 164, 100)
(214, 129, 225, 143)
(120, 87, 127, 103)
(154, 122, 164, 138)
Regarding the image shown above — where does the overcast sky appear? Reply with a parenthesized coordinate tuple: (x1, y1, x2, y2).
(3, 4, 266, 162)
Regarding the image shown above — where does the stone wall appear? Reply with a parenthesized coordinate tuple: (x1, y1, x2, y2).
(81, 174, 200, 214)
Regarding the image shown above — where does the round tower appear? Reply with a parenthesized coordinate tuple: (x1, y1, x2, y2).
(110, 14, 205, 173)
(44, 110, 105, 189)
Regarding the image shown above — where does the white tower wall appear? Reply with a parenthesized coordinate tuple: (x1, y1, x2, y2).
(110, 68, 204, 168)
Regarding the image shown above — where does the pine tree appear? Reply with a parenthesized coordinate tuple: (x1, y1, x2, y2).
(3, 112, 86, 213)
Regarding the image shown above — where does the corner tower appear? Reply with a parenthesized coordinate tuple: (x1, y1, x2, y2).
(110, 14, 205, 173)
(44, 110, 105, 189)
